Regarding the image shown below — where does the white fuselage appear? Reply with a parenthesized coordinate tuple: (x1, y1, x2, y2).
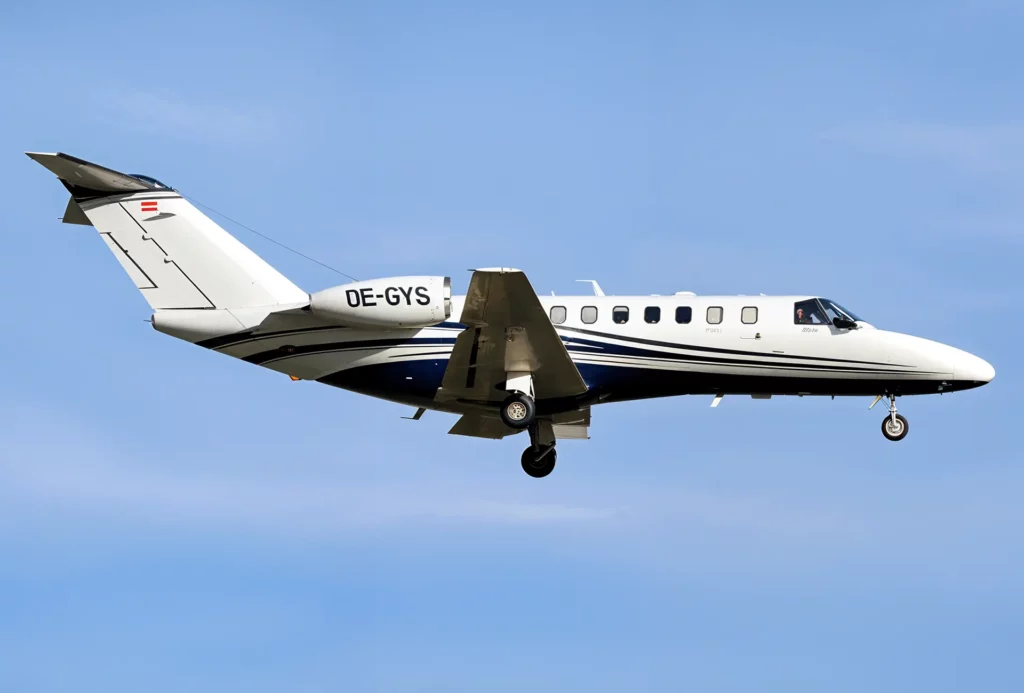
(193, 293, 994, 414)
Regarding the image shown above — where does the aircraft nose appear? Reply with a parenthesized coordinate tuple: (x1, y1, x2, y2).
(956, 352, 995, 385)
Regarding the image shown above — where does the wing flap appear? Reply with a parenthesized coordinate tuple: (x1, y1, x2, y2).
(552, 424, 590, 439)
(448, 414, 520, 439)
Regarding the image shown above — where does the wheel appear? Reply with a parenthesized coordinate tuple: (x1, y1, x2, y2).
(521, 445, 556, 478)
(500, 393, 536, 429)
(881, 413, 909, 441)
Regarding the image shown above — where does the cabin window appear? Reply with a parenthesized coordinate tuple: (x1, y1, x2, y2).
(675, 306, 692, 324)
(549, 306, 566, 325)
(612, 306, 629, 324)
(581, 306, 598, 324)
(644, 306, 661, 324)
(707, 306, 723, 324)
(741, 306, 758, 324)
(794, 299, 828, 325)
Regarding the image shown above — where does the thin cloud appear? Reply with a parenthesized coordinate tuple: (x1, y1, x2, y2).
(2, 400, 1022, 578)
(0, 458, 619, 534)
(821, 122, 1024, 178)
(0, 408, 618, 536)
(98, 88, 284, 144)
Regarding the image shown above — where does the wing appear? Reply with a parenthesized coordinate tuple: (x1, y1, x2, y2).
(438, 268, 588, 404)
(447, 407, 591, 440)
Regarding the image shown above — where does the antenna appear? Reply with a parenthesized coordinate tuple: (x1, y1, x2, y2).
(575, 279, 605, 296)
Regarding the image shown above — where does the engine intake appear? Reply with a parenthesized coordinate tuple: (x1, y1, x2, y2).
(309, 276, 451, 328)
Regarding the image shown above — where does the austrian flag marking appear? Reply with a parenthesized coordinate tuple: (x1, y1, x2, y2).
(140, 201, 158, 214)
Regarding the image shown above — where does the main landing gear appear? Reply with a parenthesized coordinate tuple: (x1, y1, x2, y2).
(500, 392, 557, 478)
(880, 394, 909, 442)
(522, 421, 557, 478)
(500, 390, 557, 478)
(500, 392, 536, 430)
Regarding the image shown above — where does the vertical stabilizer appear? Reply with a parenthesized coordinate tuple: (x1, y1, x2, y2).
(27, 152, 308, 311)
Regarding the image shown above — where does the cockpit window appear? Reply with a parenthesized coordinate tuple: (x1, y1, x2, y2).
(129, 174, 171, 189)
(819, 298, 862, 323)
(794, 299, 828, 325)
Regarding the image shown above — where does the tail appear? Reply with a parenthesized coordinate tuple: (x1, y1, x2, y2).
(27, 152, 308, 314)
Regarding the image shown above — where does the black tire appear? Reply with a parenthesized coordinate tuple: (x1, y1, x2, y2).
(521, 446, 556, 478)
(500, 393, 536, 429)
(881, 413, 909, 441)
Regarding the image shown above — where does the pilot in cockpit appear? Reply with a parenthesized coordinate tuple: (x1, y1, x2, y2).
(795, 299, 829, 325)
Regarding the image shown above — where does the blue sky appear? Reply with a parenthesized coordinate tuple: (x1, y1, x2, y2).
(1, 1, 1022, 690)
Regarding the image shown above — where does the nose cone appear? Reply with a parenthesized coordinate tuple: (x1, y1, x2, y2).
(956, 352, 995, 386)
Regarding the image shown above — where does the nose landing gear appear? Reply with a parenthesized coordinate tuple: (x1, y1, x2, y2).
(880, 394, 909, 441)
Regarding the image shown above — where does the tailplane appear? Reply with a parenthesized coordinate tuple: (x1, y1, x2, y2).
(27, 152, 308, 311)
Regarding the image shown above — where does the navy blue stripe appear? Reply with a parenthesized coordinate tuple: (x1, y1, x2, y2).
(241, 332, 927, 377)
(197, 324, 349, 350)
(556, 325, 905, 367)
(198, 322, 466, 351)
(570, 351, 937, 376)
(389, 350, 453, 359)
(562, 338, 922, 374)
(201, 321, 903, 372)
(243, 337, 458, 365)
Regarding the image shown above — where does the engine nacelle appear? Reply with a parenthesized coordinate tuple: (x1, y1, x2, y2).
(309, 276, 452, 328)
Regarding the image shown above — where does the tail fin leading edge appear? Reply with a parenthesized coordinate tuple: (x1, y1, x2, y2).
(27, 152, 308, 311)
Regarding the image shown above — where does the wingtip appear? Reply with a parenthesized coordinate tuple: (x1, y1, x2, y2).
(25, 151, 63, 166)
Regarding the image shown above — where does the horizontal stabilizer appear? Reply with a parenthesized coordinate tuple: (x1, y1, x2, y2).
(26, 152, 154, 194)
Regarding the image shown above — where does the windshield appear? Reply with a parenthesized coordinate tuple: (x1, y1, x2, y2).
(819, 298, 862, 323)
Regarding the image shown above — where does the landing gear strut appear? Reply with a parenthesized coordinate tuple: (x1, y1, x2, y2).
(521, 421, 556, 478)
(881, 394, 909, 441)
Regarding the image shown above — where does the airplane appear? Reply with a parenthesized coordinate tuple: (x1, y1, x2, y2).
(27, 152, 996, 478)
